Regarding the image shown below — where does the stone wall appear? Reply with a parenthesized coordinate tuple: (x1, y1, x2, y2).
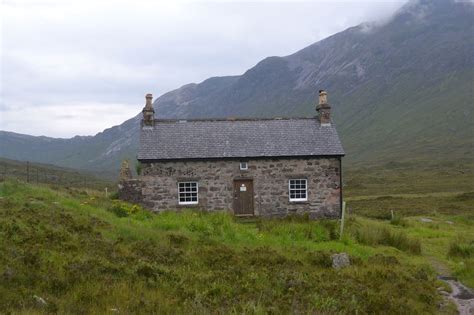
(119, 157, 342, 219)
(118, 179, 145, 205)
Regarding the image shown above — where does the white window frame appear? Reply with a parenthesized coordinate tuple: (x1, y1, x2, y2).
(288, 179, 308, 202)
(239, 162, 248, 171)
(178, 181, 199, 205)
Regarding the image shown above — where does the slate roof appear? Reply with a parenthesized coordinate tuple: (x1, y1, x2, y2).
(138, 118, 344, 160)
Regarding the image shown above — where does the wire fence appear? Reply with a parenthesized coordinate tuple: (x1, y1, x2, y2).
(0, 160, 114, 191)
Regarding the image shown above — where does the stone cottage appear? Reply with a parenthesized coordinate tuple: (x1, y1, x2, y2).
(119, 90, 345, 219)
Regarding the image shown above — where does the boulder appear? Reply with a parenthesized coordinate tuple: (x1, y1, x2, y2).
(331, 253, 350, 269)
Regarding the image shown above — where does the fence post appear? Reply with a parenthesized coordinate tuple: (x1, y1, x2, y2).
(339, 201, 346, 240)
(105, 187, 108, 198)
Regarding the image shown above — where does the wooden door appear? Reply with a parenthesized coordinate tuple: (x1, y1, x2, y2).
(233, 179, 254, 216)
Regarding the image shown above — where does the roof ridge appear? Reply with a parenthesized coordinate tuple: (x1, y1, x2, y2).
(153, 117, 318, 123)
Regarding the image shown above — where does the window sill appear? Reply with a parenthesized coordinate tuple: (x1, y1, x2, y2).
(177, 203, 200, 208)
(289, 200, 309, 204)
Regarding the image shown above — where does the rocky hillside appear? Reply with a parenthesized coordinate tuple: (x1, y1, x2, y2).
(0, 0, 472, 174)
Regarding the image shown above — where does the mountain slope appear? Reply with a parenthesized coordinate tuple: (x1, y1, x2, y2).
(0, 0, 472, 173)
(0, 116, 140, 177)
(154, 0, 473, 164)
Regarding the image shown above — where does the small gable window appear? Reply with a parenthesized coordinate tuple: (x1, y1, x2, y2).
(239, 162, 248, 171)
(178, 182, 198, 205)
(289, 179, 307, 202)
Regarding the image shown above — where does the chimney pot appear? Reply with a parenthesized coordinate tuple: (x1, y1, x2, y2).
(142, 93, 155, 127)
(316, 89, 331, 125)
(319, 90, 328, 105)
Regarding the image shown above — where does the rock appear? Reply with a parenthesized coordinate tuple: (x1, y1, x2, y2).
(33, 295, 47, 306)
(420, 218, 433, 223)
(331, 253, 350, 269)
(446, 221, 454, 225)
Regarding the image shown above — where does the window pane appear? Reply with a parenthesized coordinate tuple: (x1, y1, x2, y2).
(178, 182, 198, 204)
(289, 179, 307, 201)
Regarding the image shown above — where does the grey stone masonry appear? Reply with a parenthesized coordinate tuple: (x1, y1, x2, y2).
(119, 156, 342, 219)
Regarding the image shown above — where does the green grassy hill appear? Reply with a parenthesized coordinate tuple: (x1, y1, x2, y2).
(1, 177, 472, 314)
(0, 158, 114, 190)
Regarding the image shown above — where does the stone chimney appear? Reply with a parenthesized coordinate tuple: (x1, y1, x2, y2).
(119, 159, 132, 181)
(142, 93, 155, 127)
(316, 90, 331, 125)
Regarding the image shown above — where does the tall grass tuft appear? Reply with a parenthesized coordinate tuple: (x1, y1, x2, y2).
(390, 214, 409, 227)
(448, 238, 474, 258)
(354, 225, 421, 255)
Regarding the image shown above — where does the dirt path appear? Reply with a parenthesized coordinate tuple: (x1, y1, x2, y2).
(429, 257, 474, 314)
(438, 276, 474, 315)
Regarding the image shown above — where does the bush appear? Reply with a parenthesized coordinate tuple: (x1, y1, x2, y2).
(109, 191, 119, 200)
(135, 161, 143, 176)
(109, 204, 129, 217)
(108, 201, 146, 218)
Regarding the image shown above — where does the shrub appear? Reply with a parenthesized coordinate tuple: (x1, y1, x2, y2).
(109, 191, 119, 200)
(135, 161, 143, 176)
(108, 201, 147, 218)
(109, 204, 129, 217)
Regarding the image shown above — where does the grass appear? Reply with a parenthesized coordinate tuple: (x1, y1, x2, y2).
(0, 179, 445, 314)
(345, 160, 474, 197)
(0, 157, 113, 190)
(345, 162, 474, 289)
(448, 239, 474, 259)
(0, 161, 472, 313)
(353, 224, 421, 254)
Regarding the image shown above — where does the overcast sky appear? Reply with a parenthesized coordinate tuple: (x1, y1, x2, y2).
(0, 0, 406, 138)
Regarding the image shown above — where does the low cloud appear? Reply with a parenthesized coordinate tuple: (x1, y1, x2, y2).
(0, 103, 138, 138)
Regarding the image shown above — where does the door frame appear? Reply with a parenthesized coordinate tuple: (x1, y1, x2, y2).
(232, 178, 255, 217)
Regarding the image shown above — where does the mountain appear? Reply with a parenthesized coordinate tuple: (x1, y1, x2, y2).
(0, 117, 140, 178)
(1, 0, 473, 175)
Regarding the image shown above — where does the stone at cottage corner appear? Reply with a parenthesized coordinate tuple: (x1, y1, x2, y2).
(119, 160, 132, 180)
(331, 253, 350, 269)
